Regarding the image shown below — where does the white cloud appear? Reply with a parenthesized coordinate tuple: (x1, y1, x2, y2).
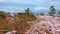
(51, 1, 60, 9)
(0, 0, 4, 1)
(0, 0, 19, 3)
(51, 1, 60, 4)
(0, 0, 51, 5)
(0, 0, 35, 4)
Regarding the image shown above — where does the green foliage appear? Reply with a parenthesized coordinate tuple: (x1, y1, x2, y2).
(25, 13, 35, 17)
(0, 11, 11, 18)
(58, 11, 60, 14)
(6, 12, 11, 17)
(49, 11, 54, 16)
(0, 11, 6, 18)
(40, 12, 44, 16)
(48, 6, 56, 16)
(17, 12, 24, 16)
(2, 29, 9, 33)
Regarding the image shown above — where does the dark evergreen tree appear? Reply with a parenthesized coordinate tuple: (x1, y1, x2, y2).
(58, 11, 60, 14)
(48, 6, 56, 16)
(25, 8, 30, 14)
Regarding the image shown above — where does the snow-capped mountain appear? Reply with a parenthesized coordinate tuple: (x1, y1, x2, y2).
(32, 9, 50, 14)
(0, 7, 23, 13)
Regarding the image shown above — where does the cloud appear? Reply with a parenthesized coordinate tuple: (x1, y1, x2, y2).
(0, 0, 60, 10)
(0, 0, 60, 6)
(51, 0, 60, 5)
(51, 1, 60, 9)
(0, 0, 35, 4)
(0, 0, 53, 5)
(0, 0, 5, 2)
(0, 0, 21, 3)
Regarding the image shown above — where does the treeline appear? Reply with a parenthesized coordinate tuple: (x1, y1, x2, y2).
(0, 5, 60, 18)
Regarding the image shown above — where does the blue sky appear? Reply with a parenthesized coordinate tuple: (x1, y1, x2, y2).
(0, 0, 60, 13)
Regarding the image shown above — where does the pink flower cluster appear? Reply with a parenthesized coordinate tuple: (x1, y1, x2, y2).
(26, 16, 60, 34)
